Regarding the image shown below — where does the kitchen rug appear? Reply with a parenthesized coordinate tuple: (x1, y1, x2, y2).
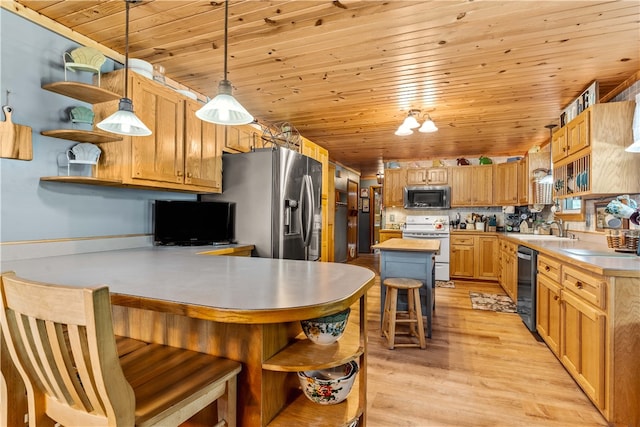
(469, 292, 516, 313)
(436, 280, 455, 288)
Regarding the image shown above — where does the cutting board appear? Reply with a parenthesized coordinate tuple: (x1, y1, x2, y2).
(0, 105, 33, 160)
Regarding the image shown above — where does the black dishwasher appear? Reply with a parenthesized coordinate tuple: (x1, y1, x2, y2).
(517, 246, 538, 332)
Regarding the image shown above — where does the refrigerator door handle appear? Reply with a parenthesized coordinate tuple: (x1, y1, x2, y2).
(301, 175, 314, 246)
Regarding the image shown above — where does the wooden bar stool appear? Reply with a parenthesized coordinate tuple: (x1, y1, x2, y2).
(381, 277, 426, 349)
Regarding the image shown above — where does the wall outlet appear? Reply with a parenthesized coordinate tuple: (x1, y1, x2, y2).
(389, 214, 395, 222)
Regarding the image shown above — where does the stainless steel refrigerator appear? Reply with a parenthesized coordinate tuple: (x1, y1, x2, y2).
(201, 146, 322, 260)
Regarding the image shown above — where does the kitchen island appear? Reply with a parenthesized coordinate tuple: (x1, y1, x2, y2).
(371, 238, 440, 338)
(0, 247, 375, 426)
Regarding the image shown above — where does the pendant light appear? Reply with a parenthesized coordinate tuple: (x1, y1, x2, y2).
(97, 0, 151, 136)
(196, 0, 253, 125)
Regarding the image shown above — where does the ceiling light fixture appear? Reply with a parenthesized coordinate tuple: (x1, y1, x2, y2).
(625, 93, 640, 152)
(97, 0, 151, 136)
(196, 0, 253, 125)
(395, 109, 438, 135)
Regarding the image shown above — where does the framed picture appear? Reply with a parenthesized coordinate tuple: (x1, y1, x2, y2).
(594, 201, 629, 232)
(360, 188, 369, 198)
(362, 198, 370, 212)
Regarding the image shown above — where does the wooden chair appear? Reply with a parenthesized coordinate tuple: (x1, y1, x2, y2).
(0, 272, 242, 427)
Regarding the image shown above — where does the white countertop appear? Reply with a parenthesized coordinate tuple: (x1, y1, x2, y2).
(503, 233, 640, 277)
(0, 247, 375, 322)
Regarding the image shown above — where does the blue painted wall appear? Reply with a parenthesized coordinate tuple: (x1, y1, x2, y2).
(0, 10, 193, 243)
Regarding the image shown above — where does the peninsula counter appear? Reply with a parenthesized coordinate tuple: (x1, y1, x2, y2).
(1, 247, 375, 426)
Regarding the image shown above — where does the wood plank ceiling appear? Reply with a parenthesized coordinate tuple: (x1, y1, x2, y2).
(12, 0, 640, 176)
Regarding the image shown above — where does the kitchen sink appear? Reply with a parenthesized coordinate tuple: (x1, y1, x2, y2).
(561, 248, 637, 258)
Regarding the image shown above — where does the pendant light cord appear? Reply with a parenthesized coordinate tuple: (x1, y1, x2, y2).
(223, 0, 229, 81)
(124, 0, 130, 98)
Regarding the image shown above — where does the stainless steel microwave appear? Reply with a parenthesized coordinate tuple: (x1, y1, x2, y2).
(403, 186, 451, 209)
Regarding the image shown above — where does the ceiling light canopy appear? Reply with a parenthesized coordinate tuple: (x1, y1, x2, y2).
(97, 0, 151, 137)
(395, 109, 438, 136)
(196, 0, 253, 125)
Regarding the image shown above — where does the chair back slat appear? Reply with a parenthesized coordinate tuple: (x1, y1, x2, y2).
(0, 272, 134, 426)
(46, 321, 95, 411)
(67, 323, 108, 416)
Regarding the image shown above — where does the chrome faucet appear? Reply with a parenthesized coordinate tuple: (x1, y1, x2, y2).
(548, 219, 566, 237)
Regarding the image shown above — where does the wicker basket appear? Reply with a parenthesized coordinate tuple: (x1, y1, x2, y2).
(606, 230, 639, 252)
(534, 181, 553, 205)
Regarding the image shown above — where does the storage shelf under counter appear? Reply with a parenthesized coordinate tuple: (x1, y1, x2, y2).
(263, 306, 366, 426)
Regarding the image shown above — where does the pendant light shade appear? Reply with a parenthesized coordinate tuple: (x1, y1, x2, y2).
(197, 0, 253, 125)
(418, 114, 438, 133)
(97, 0, 151, 137)
(195, 80, 253, 125)
(97, 98, 151, 136)
(394, 126, 413, 136)
(401, 113, 420, 129)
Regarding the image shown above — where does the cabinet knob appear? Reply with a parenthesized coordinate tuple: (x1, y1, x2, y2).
(553, 295, 559, 301)
(575, 281, 583, 289)
(177, 170, 183, 177)
(186, 172, 192, 178)
(545, 266, 551, 272)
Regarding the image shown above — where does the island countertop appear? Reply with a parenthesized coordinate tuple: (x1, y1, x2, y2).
(0, 246, 375, 323)
(372, 237, 440, 253)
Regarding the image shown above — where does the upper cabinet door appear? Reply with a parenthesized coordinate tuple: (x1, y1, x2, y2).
(130, 75, 185, 184)
(184, 99, 222, 191)
(551, 127, 568, 163)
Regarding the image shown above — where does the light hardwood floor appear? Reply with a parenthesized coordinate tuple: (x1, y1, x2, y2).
(348, 254, 608, 427)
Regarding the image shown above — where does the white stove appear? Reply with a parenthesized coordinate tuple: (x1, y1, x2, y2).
(402, 215, 450, 281)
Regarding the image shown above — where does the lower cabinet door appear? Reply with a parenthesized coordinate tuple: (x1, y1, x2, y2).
(536, 274, 561, 355)
(450, 245, 474, 277)
(561, 290, 606, 410)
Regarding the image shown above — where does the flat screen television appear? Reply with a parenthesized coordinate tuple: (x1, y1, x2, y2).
(153, 200, 235, 246)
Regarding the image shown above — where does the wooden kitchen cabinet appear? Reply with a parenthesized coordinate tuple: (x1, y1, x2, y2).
(477, 236, 499, 280)
(451, 233, 498, 280)
(498, 238, 518, 301)
(406, 167, 448, 185)
(383, 168, 406, 207)
(451, 165, 493, 206)
(379, 229, 402, 243)
(517, 158, 529, 205)
(552, 101, 639, 198)
(532, 253, 636, 422)
(183, 99, 223, 190)
(493, 162, 518, 205)
(450, 235, 475, 278)
(536, 254, 562, 356)
(560, 264, 607, 411)
(561, 288, 606, 409)
(225, 124, 256, 153)
(92, 69, 223, 193)
(551, 126, 568, 163)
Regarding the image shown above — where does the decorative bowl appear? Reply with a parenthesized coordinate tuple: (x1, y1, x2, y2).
(298, 360, 359, 405)
(300, 308, 350, 345)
